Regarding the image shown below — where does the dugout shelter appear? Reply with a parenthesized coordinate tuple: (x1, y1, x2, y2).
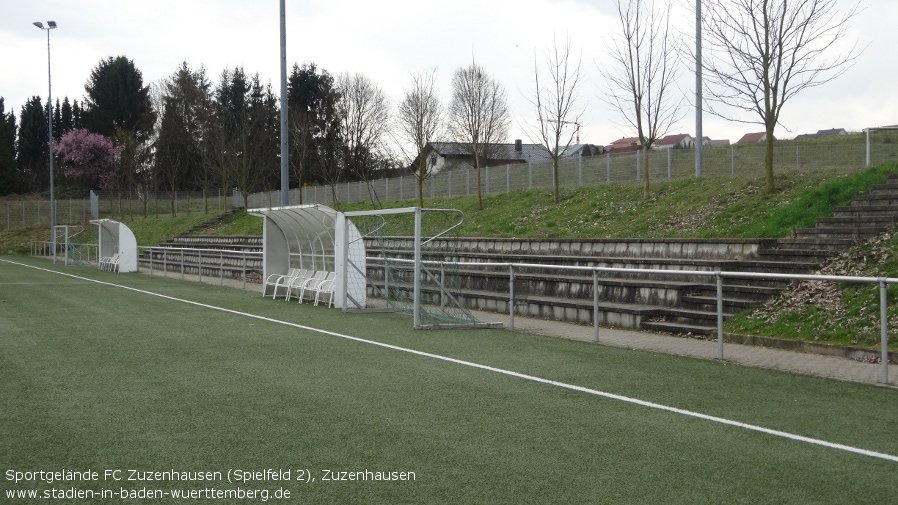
(249, 204, 366, 308)
(90, 219, 138, 273)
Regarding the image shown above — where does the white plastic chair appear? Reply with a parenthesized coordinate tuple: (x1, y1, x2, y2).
(286, 269, 315, 301)
(296, 271, 329, 304)
(263, 268, 299, 298)
(314, 275, 336, 307)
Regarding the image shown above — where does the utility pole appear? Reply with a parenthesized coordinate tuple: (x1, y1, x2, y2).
(279, 0, 289, 206)
(34, 20, 57, 257)
(695, 0, 703, 177)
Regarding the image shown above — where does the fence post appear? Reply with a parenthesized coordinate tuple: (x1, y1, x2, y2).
(866, 129, 872, 168)
(579, 155, 583, 186)
(220, 251, 224, 286)
(506, 164, 510, 193)
(528, 162, 533, 188)
(880, 281, 889, 384)
(198, 250, 202, 282)
(667, 148, 673, 181)
(636, 150, 642, 181)
(717, 273, 724, 360)
(606, 153, 611, 183)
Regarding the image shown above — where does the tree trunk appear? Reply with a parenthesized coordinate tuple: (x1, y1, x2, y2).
(552, 157, 560, 204)
(642, 147, 651, 200)
(764, 123, 776, 193)
(417, 158, 425, 208)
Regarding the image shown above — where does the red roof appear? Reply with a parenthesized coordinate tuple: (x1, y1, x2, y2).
(656, 133, 691, 146)
(737, 132, 766, 144)
(609, 137, 639, 146)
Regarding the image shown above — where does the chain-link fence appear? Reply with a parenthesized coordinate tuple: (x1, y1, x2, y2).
(0, 199, 92, 229)
(247, 139, 898, 208)
(6, 139, 897, 228)
(0, 189, 238, 230)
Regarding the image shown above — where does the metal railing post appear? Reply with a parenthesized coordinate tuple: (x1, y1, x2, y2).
(220, 251, 224, 286)
(593, 269, 600, 342)
(509, 265, 515, 329)
(880, 280, 889, 384)
(717, 273, 724, 360)
(242, 252, 247, 290)
(198, 249, 203, 283)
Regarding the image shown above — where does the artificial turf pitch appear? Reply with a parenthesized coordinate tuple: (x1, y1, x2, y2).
(1, 256, 897, 504)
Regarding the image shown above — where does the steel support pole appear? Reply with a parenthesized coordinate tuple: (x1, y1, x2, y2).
(880, 281, 889, 384)
(593, 269, 600, 342)
(413, 208, 422, 328)
(695, 0, 703, 177)
(717, 273, 724, 359)
(509, 266, 516, 329)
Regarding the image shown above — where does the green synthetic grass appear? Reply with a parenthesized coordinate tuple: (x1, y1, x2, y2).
(1, 257, 896, 504)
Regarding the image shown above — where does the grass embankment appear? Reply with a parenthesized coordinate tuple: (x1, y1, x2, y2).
(206, 165, 898, 240)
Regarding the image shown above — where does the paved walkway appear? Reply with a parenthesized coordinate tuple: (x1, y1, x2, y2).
(140, 269, 898, 388)
(469, 309, 897, 388)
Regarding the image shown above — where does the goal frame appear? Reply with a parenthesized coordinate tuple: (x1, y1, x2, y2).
(337, 206, 501, 330)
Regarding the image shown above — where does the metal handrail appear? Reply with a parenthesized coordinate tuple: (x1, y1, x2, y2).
(368, 256, 896, 383)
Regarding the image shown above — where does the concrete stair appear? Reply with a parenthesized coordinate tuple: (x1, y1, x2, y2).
(648, 173, 898, 335)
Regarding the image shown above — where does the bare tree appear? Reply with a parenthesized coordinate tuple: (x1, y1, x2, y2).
(701, 0, 861, 192)
(337, 72, 391, 206)
(528, 35, 585, 205)
(397, 69, 443, 207)
(601, 0, 682, 199)
(447, 62, 510, 210)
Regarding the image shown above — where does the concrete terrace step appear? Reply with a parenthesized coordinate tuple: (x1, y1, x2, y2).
(681, 295, 760, 311)
(832, 205, 898, 218)
(409, 285, 664, 328)
(867, 182, 898, 194)
(793, 227, 887, 240)
(640, 321, 715, 336)
(374, 237, 766, 260)
(383, 246, 820, 276)
(849, 194, 898, 206)
(815, 216, 898, 227)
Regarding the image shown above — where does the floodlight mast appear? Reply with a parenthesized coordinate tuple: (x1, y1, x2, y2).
(34, 20, 58, 261)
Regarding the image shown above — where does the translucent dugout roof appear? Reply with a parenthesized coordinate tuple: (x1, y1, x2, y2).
(249, 204, 338, 273)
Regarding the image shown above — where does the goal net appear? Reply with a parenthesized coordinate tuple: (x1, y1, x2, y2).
(337, 207, 502, 330)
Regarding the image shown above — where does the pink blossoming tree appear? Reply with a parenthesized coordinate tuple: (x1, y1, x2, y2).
(53, 128, 121, 189)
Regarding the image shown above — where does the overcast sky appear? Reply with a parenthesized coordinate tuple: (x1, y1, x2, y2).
(2, 0, 894, 150)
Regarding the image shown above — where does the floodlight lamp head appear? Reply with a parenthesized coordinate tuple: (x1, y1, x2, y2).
(47, 21, 57, 28)
(33, 21, 44, 29)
